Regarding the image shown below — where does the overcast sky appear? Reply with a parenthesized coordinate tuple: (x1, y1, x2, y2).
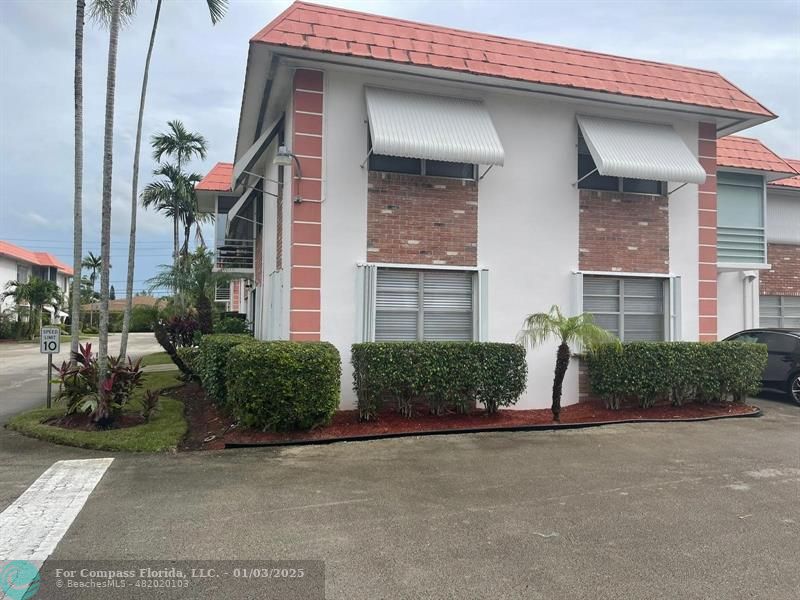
(1, 0, 798, 293)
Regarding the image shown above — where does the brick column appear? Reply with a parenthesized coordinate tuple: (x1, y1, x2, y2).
(698, 122, 718, 341)
(289, 69, 323, 341)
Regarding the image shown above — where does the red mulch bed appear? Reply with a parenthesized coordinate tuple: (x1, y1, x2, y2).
(175, 383, 760, 451)
(44, 412, 145, 431)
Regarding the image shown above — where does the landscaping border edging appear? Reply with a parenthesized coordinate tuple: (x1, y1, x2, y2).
(222, 406, 763, 449)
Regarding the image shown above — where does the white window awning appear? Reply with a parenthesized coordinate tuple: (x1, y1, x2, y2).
(365, 87, 505, 166)
(577, 115, 706, 184)
(233, 115, 283, 187)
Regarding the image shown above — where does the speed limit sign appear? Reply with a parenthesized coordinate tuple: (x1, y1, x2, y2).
(40, 326, 61, 354)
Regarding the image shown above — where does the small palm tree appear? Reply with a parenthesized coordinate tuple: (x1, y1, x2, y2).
(517, 305, 615, 422)
(3, 277, 63, 338)
(81, 252, 103, 290)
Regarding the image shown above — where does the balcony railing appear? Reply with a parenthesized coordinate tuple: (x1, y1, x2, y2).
(215, 239, 254, 274)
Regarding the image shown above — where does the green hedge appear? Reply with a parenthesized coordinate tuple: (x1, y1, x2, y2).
(226, 341, 341, 431)
(586, 342, 767, 409)
(351, 342, 528, 420)
(176, 346, 200, 375)
(197, 334, 254, 405)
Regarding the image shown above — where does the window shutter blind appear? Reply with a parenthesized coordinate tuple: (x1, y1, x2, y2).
(355, 265, 377, 342)
(375, 268, 419, 341)
(478, 269, 489, 341)
(422, 270, 473, 341)
(582, 275, 665, 341)
(621, 278, 663, 341)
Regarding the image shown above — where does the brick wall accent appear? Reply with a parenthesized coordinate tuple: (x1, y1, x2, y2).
(366, 171, 478, 266)
(232, 280, 240, 312)
(289, 69, 323, 341)
(761, 243, 800, 296)
(578, 189, 669, 273)
(698, 122, 718, 341)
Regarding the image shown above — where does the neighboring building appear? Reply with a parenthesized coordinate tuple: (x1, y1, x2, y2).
(714, 137, 798, 337)
(0, 240, 73, 322)
(763, 157, 800, 328)
(195, 162, 255, 320)
(81, 295, 164, 314)
(197, 1, 790, 410)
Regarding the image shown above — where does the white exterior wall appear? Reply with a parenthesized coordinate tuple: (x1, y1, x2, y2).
(718, 270, 759, 338)
(766, 189, 800, 245)
(0, 256, 18, 312)
(307, 64, 705, 410)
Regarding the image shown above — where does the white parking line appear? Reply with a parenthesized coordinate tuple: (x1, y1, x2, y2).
(0, 458, 113, 561)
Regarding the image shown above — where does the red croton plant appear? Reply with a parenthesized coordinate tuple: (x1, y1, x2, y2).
(56, 343, 144, 426)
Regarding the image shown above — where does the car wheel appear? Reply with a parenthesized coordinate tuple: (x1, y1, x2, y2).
(789, 372, 800, 406)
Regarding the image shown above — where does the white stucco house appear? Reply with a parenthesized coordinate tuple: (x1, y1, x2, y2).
(0, 240, 73, 323)
(195, 1, 797, 410)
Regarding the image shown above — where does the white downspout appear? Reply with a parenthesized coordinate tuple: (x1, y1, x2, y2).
(741, 271, 757, 329)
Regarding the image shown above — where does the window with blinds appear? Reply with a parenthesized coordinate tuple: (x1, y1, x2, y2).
(375, 268, 474, 341)
(717, 172, 766, 264)
(583, 276, 665, 341)
(760, 295, 800, 328)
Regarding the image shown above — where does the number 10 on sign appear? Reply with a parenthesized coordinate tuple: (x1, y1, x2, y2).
(40, 326, 60, 408)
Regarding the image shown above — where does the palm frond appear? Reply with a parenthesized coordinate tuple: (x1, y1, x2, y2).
(206, 0, 229, 25)
(88, 0, 137, 28)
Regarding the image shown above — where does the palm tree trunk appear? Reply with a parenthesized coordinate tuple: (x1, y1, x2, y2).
(97, 0, 122, 390)
(70, 0, 85, 365)
(120, 0, 162, 359)
(551, 341, 571, 422)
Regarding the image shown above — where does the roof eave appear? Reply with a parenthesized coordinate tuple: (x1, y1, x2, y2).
(251, 43, 776, 136)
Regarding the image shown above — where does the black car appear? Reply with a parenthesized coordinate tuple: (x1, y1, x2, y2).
(724, 329, 800, 405)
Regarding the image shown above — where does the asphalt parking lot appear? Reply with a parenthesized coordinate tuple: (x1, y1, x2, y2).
(2, 394, 798, 599)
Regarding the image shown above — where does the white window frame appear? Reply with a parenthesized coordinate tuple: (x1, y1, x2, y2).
(356, 263, 488, 342)
(760, 295, 800, 328)
(573, 271, 681, 342)
(716, 171, 767, 266)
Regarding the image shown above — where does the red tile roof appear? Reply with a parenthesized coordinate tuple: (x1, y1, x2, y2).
(196, 162, 233, 192)
(253, 1, 773, 117)
(770, 159, 800, 189)
(717, 136, 798, 175)
(0, 240, 74, 276)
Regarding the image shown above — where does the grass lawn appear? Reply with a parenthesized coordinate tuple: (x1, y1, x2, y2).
(7, 371, 187, 452)
(139, 351, 174, 367)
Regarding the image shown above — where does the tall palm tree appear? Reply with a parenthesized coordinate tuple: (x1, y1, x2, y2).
(119, 0, 228, 358)
(71, 0, 86, 363)
(150, 120, 208, 267)
(95, 0, 123, 384)
(517, 305, 615, 422)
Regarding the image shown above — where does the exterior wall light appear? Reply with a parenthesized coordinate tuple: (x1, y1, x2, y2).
(273, 145, 303, 203)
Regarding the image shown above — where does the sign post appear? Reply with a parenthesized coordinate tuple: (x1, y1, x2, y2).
(40, 326, 61, 409)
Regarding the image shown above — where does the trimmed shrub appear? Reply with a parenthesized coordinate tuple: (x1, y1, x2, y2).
(176, 346, 200, 375)
(351, 342, 528, 420)
(130, 305, 159, 332)
(197, 334, 254, 405)
(586, 341, 767, 409)
(226, 341, 341, 431)
(215, 316, 249, 334)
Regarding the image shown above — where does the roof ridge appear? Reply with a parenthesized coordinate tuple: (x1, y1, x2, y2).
(288, 1, 725, 77)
